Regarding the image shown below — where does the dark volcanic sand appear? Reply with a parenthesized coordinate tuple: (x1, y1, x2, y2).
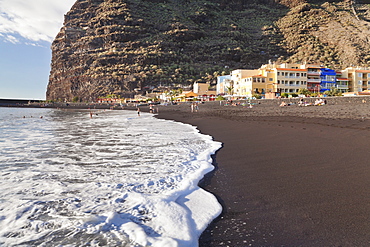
(155, 99, 370, 247)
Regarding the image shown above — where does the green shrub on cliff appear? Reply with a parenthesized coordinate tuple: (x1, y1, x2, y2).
(47, 0, 370, 101)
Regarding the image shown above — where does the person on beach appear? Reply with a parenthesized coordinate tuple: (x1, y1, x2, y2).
(280, 101, 287, 107)
(315, 98, 325, 106)
(299, 98, 304, 106)
(137, 107, 141, 116)
(191, 103, 194, 112)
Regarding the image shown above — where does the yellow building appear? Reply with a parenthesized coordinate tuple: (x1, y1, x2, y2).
(230, 64, 309, 97)
(341, 67, 370, 93)
(237, 74, 268, 96)
(231, 69, 259, 96)
(259, 63, 309, 95)
(225, 63, 370, 97)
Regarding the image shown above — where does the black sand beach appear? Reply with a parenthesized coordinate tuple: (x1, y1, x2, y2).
(155, 98, 370, 246)
(3, 97, 369, 246)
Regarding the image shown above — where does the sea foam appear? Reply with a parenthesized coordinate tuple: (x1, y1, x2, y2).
(0, 108, 221, 246)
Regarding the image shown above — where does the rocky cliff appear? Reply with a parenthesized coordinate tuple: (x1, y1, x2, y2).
(47, 0, 370, 101)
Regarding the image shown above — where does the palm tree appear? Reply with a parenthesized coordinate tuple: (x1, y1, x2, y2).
(226, 86, 234, 95)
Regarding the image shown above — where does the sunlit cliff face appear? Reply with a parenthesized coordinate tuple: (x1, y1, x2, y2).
(47, 0, 370, 101)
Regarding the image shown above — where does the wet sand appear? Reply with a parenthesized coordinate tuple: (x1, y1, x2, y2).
(155, 99, 370, 246)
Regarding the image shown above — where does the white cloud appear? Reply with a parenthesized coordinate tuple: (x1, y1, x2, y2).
(4, 34, 20, 44)
(0, 0, 76, 43)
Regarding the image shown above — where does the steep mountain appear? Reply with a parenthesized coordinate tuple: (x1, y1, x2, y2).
(46, 0, 370, 101)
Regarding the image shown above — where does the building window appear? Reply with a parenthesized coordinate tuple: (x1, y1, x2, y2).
(277, 80, 280, 84)
(269, 78, 273, 81)
(277, 72, 280, 76)
(326, 75, 335, 82)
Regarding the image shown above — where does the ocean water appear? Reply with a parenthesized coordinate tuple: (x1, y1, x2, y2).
(0, 107, 222, 247)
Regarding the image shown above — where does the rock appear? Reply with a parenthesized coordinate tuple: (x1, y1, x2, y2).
(46, 0, 370, 101)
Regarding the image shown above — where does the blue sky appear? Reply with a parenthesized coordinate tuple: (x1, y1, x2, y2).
(0, 0, 75, 100)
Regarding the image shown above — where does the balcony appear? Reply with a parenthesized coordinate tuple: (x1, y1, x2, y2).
(336, 78, 349, 81)
(307, 71, 320, 76)
(336, 85, 349, 89)
(280, 76, 302, 79)
(280, 84, 301, 87)
(307, 78, 321, 83)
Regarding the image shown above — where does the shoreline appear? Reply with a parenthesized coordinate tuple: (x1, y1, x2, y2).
(2, 97, 370, 245)
(154, 100, 370, 246)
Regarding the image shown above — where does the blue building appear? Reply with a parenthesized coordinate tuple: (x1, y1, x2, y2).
(320, 68, 336, 92)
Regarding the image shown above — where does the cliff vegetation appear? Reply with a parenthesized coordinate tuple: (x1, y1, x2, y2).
(47, 0, 370, 101)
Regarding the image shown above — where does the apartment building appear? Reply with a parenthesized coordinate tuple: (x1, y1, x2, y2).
(273, 68, 307, 94)
(319, 68, 336, 92)
(259, 63, 308, 94)
(237, 74, 268, 96)
(306, 66, 321, 93)
(216, 63, 370, 97)
(231, 69, 260, 96)
(216, 75, 232, 95)
(335, 70, 349, 93)
(341, 67, 370, 92)
(226, 64, 308, 97)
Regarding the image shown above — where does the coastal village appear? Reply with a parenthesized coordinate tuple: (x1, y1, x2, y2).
(100, 62, 370, 104)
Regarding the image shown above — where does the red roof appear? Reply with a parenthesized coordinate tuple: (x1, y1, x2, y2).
(355, 70, 370, 73)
